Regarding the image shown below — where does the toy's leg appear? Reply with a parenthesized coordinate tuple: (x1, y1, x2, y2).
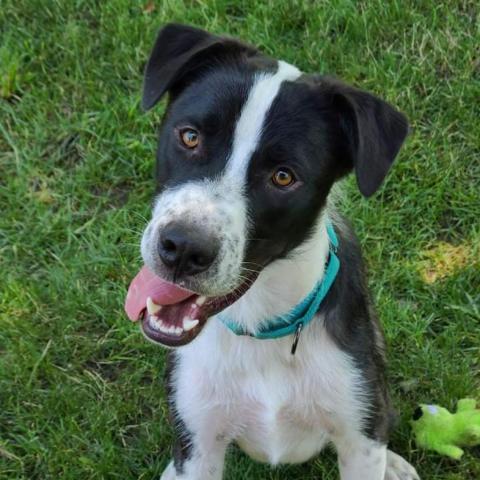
(457, 398, 477, 411)
(469, 425, 480, 439)
(434, 444, 464, 459)
(336, 436, 387, 480)
(385, 450, 420, 480)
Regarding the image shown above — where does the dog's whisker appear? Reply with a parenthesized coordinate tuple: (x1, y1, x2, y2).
(240, 267, 261, 275)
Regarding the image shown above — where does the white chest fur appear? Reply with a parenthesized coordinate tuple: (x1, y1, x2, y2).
(173, 318, 366, 466)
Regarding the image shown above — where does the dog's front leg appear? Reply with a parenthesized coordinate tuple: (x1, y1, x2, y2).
(161, 444, 227, 480)
(335, 436, 420, 480)
(335, 436, 387, 480)
(160, 402, 229, 480)
(160, 427, 228, 480)
(161, 352, 230, 480)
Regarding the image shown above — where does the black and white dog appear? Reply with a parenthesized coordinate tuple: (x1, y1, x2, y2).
(125, 24, 420, 480)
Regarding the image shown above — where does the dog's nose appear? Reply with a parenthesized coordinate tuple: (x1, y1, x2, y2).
(158, 224, 218, 276)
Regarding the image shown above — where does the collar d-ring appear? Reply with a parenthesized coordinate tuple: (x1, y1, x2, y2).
(291, 322, 303, 355)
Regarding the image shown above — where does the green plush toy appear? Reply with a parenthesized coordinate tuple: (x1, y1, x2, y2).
(411, 398, 480, 459)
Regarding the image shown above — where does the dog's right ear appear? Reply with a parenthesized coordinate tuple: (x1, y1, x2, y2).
(142, 24, 214, 110)
(142, 24, 255, 111)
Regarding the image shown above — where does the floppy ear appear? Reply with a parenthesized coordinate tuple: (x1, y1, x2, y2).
(330, 80, 409, 197)
(142, 23, 256, 111)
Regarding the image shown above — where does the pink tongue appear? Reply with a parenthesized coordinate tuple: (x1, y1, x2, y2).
(124, 265, 195, 321)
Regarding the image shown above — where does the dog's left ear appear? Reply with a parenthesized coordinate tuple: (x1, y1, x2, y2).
(327, 80, 409, 197)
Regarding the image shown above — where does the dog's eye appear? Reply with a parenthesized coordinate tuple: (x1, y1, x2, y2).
(180, 128, 199, 148)
(272, 168, 296, 188)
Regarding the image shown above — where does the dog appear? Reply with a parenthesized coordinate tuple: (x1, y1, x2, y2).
(125, 24, 420, 480)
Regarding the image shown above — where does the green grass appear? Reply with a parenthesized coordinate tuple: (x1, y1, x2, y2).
(1, 0, 479, 478)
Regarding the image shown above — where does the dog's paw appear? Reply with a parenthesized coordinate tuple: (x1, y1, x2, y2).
(385, 450, 420, 480)
(160, 461, 177, 480)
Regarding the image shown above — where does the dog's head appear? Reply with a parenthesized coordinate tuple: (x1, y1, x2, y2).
(126, 24, 408, 347)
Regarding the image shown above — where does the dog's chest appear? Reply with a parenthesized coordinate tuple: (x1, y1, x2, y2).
(174, 321, 361, 465)
(231, 361, 334, 464)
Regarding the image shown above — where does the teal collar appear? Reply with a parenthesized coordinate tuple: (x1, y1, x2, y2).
(219, 222, 340, 353)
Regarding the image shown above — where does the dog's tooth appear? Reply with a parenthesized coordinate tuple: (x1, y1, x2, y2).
(146, 296, 162, 315)
(174, 327, 183, 335)
(158, 320, 170, 334)
(183, 317, 199, 332)
(196, 296, 207, 306)
(148, 315, 160, 330)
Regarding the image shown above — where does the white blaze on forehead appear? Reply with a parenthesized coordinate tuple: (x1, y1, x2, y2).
(225, 60, 302, 181)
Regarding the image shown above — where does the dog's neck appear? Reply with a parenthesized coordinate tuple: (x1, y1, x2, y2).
(220, 212, 331, 334)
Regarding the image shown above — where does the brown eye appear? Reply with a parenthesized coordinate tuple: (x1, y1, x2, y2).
(272, 168, 295, 188)
(180, 128, 199, 148)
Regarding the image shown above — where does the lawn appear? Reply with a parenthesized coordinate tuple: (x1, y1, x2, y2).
(1, 0, 479, 479)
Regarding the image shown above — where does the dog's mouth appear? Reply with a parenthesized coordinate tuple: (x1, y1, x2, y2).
(125, 266, 256, 347)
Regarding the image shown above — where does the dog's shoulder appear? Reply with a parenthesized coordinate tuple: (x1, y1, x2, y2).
(323, 212, 394, 441)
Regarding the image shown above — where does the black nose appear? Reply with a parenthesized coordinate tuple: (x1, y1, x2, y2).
(158, 223, 219, 277)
